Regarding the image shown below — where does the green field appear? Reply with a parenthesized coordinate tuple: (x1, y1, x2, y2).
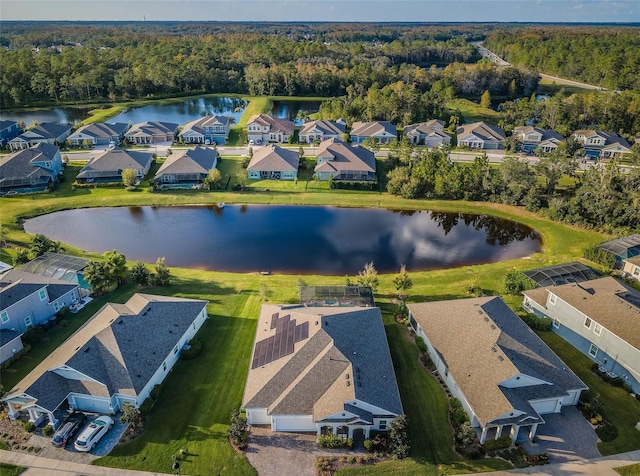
(447, 98, 501, 124)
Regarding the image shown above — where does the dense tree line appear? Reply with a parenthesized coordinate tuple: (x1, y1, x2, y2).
(385, 141, 640, 233)
(1, 22, 481, 108)
(484, 26, 640, 91)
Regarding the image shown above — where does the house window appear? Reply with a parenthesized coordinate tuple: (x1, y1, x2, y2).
(53, 301, 60, 312)
(553, 318, 560, 329)
(163, 361, 167, 371)
(1, 311, 8, 324)
(594, 323, 602, 336)
(379, 420, 387, 430)
(24, 316, 33, 327)
(634, 266, 640, 276)
(584, 317, 592, 329)
(548, 294, 556, 305)
(589, 344, 598, 358)
(38, 289, 47, 301)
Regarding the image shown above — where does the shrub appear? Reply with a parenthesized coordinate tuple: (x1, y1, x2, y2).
(150, 384, 162, 400)
(504, 271, 537, 295)
(450, 398, 469, 427)
(346, 456, 356, 464)
(363, 438, 373, 452)
(330, 181, 378, 191)
(318, 434, 349, 449)
(596, 422, 618, 442)
(22, 421, 36, 433)
(516, 311, 552, 331)
(414, 336, 427, 353)
(388, 414, 411, 459)
(583, 245, 616, 269)
(42, 425, 54, 437)
(483, 435, 512, 451)
(139, 397, 154, 415)
(179, 338, 202, 360)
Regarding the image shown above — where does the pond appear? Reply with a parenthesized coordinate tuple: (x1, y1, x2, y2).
(0, 107, 91, 126)
(271, 100, 323, 125)
(110, 97, 247, 125)
(24, 205, 541, 275)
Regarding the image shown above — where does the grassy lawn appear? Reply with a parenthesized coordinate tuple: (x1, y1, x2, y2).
(614, 462, 640, 476)
(536, 331, 640, 456)
(536, 77, 597, 96)
(447, 99, 500, 124)
(0, 463, 26, 476)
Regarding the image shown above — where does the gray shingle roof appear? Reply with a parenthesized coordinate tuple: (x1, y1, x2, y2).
(300, 120, 346, 137)
(247, 115, 294, 135)
(0, 143, 60, 186)
(0, 270, 77, 311)
(155, 146, 218, 177)
(180, 115, 230, 136)
(0, 329, 22, 347)
(457, 122, 506, 141)
(12, 123, 71, 141)
(76, 148, 152, 179)
(350, 121, 396, 138)
(126, 121, 178, 138)
(247, 144, 299, 172)
(314, 138, 376, 174)
(68, 123, 128, 141)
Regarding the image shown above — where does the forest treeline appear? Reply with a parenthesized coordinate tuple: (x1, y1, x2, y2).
(1, 22, 481, 108)
(484, 26, 640, 91)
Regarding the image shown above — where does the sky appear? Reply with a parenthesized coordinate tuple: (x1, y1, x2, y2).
(1, 0, 639, 23)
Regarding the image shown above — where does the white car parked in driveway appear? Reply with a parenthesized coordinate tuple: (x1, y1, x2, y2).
(74, 415, 114, 452)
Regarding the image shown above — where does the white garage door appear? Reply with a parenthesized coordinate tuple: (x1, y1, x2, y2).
(272, 415, 316, 432)
(246, 408, 270, 425)
(71, 395, 112, 414)
(531, 398, 559, 415)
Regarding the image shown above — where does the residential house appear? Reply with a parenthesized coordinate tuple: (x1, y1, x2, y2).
(350, 121, 397, 145)
(125, 121, 178, 144)
(314, 138, 376, 181)
(523, 277, 640, 394)
(403, 120, 451, 147)
(570, 130, 631, 159)
(299, 120, 346, 144)
(67, 123, 129, 147)
(0, 329, 24, 365)
(622, 256, 640, 282)
(75, 148, 153, 184)
(9, 123, 72, 150)
(457, 122, 506, 150)
(597, 234, 640, 270)
(243, 304, 403, 437)
(1, 269, 80, 334)
(2, 294, 208, 428)
(0, 120, 22, 146)
(408, 296, 587, 444)
(154, 146, 218, 188)
(246, 114, 294, 144)
(513, 126, 564, 154)
(17, 252, 90, 294)
(179, 115, 231, 145)
(247, 144, 300, 180)
(0, 143, 63, 194)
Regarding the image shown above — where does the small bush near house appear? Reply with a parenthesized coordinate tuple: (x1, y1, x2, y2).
(583, 245, 616, 269)
(21, 422, 35, 433)
(179, 339, 202, 360)
(318, 434, 351, 449)
(149, 384, 162, 400)
(363, 438, 373, 452)
(449, 398, 468, 427)
(228, 410, 249, 450)
(139, 397, 154, 415)
(388, 414, 410, 459)
(41, 426, 54, 437)
(414, 336, 427, 353)
(516, 311, 552, 331)
(483, 435, 512, 451)
(596, 422, 619, 442)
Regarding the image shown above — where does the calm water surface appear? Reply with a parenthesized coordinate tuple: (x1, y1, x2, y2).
(0, 108, 91, 126)
(110, 97, 247, 124)
(271, 100, 322, 125)
(24, 205, 541, 274)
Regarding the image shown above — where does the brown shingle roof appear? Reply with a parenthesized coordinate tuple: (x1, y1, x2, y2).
(247, 144, 299, 172)
(247, 114, 294, 135)
(314, 138, 376, 174)
(457, 122, 506, 141)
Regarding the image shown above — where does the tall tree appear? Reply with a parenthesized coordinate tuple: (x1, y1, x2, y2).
(393, 264, 413, 302)
(152, 257, 171, 286)
(356, 261, 379, 292)
(480, 90, 492, 108)
(121, 168, 138, 188)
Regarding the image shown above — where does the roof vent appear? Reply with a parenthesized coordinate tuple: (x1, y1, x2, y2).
(490, 324, 496, 330)
(84, 347, 90, 353)
(117, 320, 123, 325)
(498, 356, 504, 361)
(346, 381, 351, 387)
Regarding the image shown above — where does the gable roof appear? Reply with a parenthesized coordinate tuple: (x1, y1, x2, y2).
(404, 120, 446, 136)
(0, 143, 60, 186)
(76, 148, 152, 179)
(3, 294, 207, 412)
(457, 122, 506, 142)
(155, 146, 218, 177)
(0, 120, 19, 131)
(180, 115, 230, 135)
(0, 270, 78, 311)
(571, 130, 630, 149)
(514, 126, 563, 143)
(247, 144, 300, 172)
(243, 305, 402, 420)
(68, 123, 128, 140)
(350, 121, 396, 138)
(11, 123, 71, 142)
(300, 120, 346, 137)
(408, 296, 585, 426)
(1, 329, 23, 346)
(247, 114, 294, 135)
(523, 276, 640, 350)
(126, 121, 178, 138)
(314, 138, 376, 174)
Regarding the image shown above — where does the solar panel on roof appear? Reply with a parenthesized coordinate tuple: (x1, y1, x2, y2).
(251, 315, 311, 368)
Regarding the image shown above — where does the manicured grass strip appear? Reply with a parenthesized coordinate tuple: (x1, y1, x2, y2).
(447, 98, 500, 123)
(0, 463, 26, 476)
(536, 331, 640, 456)
(614, 462, 640, 476)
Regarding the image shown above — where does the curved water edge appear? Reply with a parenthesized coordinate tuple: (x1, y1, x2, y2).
(24, 204, 542, 275)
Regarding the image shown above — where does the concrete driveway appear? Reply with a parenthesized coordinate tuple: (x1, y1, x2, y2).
(521, 406, 601, 464)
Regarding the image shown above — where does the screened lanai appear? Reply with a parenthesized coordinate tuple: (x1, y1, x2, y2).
(523, 262, 601, 287)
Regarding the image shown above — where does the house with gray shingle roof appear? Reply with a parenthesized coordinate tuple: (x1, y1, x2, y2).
(179, 115, 231, 145)
(154, 146, 218, 188)
(513, 126, 564, 154)
(314, 138, 376, 181)
(0, 143, 63, 194)
(125, 121, 178, 144)
(8, 123, 72, 150)
(0, 120, 21, 146)
(299, 120, 346, 144)
(457, 122, 506, 150)
(75, 148, 153, 183)
(350, 121, 397, 145)
(408, 296, 586, 444)
(570, 130, 631, 159)
(247, 144, 300, 180)
(1, 269, 80, 334)
(523, 277, 640, 394)
(403, 120, 451, 147)
(67, 122, 129, 147)
(243, 305, 402, 437)
(246, 114, 294, 144)
(2, 293, 208, 428)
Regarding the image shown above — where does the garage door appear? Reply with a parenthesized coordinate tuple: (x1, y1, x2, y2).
(71, 395, 112, 414)
(272, 415, 316, 432)
(531, 398, 559, 415)
(246, 408, 270, 425)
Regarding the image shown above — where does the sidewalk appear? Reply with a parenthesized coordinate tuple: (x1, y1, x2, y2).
(460, 449, 640, 476)
(0, 449, 171, 475)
